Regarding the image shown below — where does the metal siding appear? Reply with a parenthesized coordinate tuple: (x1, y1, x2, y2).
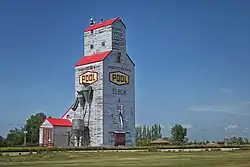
(66, 61, 104, 147)
(103, 51, 135, 147)
(112, 20, 126, 53)
(53, 126, 71, 147)
(84, 26, 112, 56)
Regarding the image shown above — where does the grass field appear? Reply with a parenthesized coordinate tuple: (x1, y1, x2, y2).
(0, 151, 250, 167)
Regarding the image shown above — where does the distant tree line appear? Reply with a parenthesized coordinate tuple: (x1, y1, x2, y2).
(188, 136, 249, 145)
(0, 112, 47, 147)
(0, 113, 249, 147)
(135, 124, 162, 146)
(135, 124, 189, 146)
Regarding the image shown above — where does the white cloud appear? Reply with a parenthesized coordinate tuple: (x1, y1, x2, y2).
(188, 105, 231, 112)
(219, 88, 232, 93)
(188, 101, 250, 116)
(224, 124, 238, 131)
(182, 124, 193, 129)
(168, 124, 193, 130)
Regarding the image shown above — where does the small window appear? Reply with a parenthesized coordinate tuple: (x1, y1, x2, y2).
(90, 44, 94, 49)
(101, 41, 105, 47)
(116, 52, 121, 63)
(91, 30, 93, 34)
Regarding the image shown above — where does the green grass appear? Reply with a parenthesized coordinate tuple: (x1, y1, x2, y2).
(0, 151, 250, 167)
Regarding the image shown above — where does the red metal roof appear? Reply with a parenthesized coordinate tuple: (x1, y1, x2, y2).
(75, 51, 111, 67)
(46, 118, 72, 127)
(84, 17, 120, 32)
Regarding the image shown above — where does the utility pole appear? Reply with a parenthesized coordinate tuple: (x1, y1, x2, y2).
(24, 130, 27, 147)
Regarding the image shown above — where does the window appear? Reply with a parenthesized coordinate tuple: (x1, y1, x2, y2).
(91, 30, 93, 34)
(90, 44, 94, 49)
(116, 52, 121, 63)
(101, 41, 105, 47)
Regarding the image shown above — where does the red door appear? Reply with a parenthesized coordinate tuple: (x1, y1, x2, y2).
(43, 128, 53, 146)
(114, 133, 125, 146)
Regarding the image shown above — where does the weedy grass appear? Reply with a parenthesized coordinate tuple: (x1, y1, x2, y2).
(0, 150, 250, 167)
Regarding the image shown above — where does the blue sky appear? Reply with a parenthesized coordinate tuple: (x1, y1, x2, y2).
(0, 0, 250, 140)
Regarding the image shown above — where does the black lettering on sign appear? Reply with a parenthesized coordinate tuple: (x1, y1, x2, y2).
(108, 66, 131, 73)
(77, 65, 100, 71)
(109, 71, 129, 86)
(79, 71, 98, 84)
(112, 88, 126, 96)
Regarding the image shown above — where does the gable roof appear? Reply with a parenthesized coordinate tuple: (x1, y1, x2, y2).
(84, 17, 120, 32)
(75, 51, 111, 67)
(44, 118, 72, 127)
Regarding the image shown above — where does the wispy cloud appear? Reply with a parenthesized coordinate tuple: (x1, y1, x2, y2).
(188, 101, 250, 116)
(182, 124, 193, 129)
(224, 124, 238, 131)
(219, 88, 232, 93)
(168, 124, 193, 130)
(188, 105, 232, 112)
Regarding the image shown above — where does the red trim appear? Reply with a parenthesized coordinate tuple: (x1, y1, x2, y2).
(114, 133, 126, 146)
(75, 51, 111, 67)
(84, 17, 120, 32)
(61, 105, 73, 119)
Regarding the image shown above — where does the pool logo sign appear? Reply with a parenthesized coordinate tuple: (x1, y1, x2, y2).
(79, 71, 98, 84)
(109, 71, 129, 86)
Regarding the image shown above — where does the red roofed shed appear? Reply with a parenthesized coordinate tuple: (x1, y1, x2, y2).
(39, 118, 72, 147)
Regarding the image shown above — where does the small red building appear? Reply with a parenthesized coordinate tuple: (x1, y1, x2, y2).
(39, 118, 72, 147)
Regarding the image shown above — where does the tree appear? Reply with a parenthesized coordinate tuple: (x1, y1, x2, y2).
(25, 112, 46, 145)
(142, 125, 147, 140)
(135, 124, 163, 146)
(0, 136, 6, 147)
(170, 124, 188, 145)
(158, 124, 162, 138)
(5, 127, 25, 146)
(146, 126, 151, 139)
(3, 112, 47, 146)
(244, 137, 249, 144)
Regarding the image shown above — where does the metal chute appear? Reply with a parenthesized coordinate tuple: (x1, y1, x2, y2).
(68, 84, 94, 147)
(71, 98, 79, 111)
(83, 86, 94, 104)
(71, 85, 94, 125)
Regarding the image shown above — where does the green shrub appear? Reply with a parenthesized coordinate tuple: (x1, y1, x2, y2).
(0, 144, 248, 153)
(148, 147, 157, 152)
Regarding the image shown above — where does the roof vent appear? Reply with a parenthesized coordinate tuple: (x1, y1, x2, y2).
(90, 17, 95, 25)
